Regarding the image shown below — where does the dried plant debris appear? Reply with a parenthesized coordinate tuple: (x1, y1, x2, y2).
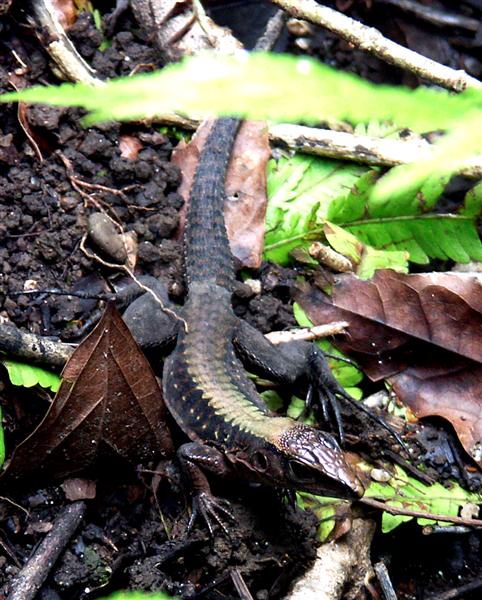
(2, 303, 173, 482)
(297, 270, 482, 463)
(172, 118, 270, 268)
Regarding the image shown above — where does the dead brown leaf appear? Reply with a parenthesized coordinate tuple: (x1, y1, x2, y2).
(119, 135, 143, 160)
(51, 0, 81, 29)
(297, 270, 482, 464)
(2, 304, 173, 482)
(172, 119, 270, 268)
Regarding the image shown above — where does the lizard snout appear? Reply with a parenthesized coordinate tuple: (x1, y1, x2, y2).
(279, 425, 365, 499)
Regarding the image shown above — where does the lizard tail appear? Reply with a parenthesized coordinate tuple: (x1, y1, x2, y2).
(184, 118, 242, 291)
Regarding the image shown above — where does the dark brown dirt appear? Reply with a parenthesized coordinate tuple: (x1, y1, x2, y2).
(0, 4, 318, 598)
(0, 1, 481, 599)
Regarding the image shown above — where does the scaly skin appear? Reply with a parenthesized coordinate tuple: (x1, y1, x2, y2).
(162, 119, 364, 505)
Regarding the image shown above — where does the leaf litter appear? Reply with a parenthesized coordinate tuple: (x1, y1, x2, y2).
(2, 303, 173, 482)
(297, 270, 482, 464)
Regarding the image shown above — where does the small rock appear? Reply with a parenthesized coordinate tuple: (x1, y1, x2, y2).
(88, 212, 127, 263)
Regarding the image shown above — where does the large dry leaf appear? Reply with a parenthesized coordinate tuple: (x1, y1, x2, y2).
(3, 304, 173, 482)
(172, 119, 270, 268)
(297, 271, 482, 464)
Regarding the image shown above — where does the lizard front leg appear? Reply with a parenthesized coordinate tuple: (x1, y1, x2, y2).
(233, 318, 400, 446)
(177, 443, 236, 536)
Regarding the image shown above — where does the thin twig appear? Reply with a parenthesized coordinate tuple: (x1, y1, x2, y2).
(425, 578, 482, 600)
(155, 118, 482, 178)
(269, 124, 482, 179)
(0, 532, 22, 569)
(5, 501, 86, 600)
(271, 0, 482, 91)
(265, 322, 349, 344)
(0, 496, 30, 518)
(192, 0, 217, 45)
(30, 0, 101, 86)
(80, 234, 183, 328)
(253, 9, 286, 51)
(374, 561, 397, 600)
(0, 321, 73, 368)
(361, 497, 482, 527)
(230, 568, 255, 600)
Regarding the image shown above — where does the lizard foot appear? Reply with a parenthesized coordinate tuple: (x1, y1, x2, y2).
(188, 492, 235, 537)
(308, 345, 408, 454)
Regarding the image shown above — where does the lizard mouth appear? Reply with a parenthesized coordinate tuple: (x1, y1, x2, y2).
(288, 459, 318, 483)
(288, 459, 364, 499)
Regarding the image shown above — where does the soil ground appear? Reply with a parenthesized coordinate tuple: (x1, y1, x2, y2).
(0, 1, 481, 599)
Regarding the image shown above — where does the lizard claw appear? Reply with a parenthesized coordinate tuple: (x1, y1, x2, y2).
(308, 345, 408, 454)
(188, 492, 235, 537)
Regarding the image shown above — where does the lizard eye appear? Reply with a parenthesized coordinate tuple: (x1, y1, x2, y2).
(288, 460, 315, 482)
(251, 451, 269, 473)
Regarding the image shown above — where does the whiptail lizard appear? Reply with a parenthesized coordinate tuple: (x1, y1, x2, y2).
(123, 118, 364, 532)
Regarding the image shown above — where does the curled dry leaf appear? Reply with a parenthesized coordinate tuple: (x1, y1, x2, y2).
(2, 304, 173, 482)
(119, 135, 143, 160)
(173, 119, 271, 268)
(297, 270, 482, 464)
(51, 0, 79, 29)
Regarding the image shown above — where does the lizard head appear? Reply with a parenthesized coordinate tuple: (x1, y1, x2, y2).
(273, 424, 364, 499)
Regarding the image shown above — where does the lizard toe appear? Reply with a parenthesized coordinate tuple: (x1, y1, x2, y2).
(189, 492, 235, 537)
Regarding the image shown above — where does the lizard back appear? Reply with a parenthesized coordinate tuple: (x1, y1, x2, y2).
(183, 118, 242, 291)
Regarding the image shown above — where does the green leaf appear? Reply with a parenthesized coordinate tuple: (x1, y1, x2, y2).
(265, 153, 482, 267)
(264, 155, 371, 265)
(3, 52, 480, 206)
(462, 180, 482, 217)
(324, 222, 409, 278)
(371, 112, 482, 203)
(365, 465, 481, 533)
(92, 8, 102, 31)
(363, 172, 451, 218)
(286, 396, 315, 424)
(2, 53, 479, 131)
(346, 215, 482, 264)
(2, 360, 61, 392)
(297, 492, 338, 541)
(3, 51, 480, 210)
(292, 302, 314, 328)
(353, 121, 402, 138)
(261, 389, 284, 412)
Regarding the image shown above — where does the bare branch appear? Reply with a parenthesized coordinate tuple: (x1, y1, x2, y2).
(265, 322, 350, 344)
(269, 124, 482, 179)
(271, 0, 482, 91)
